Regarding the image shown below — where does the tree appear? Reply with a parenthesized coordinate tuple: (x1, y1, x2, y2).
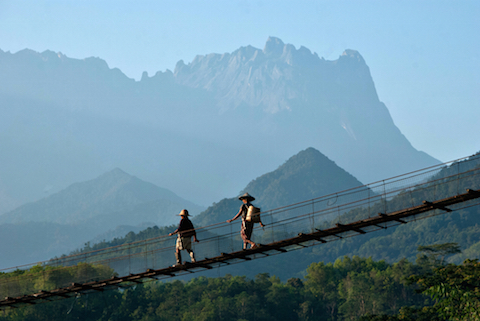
(412, 259, 480, 321)
(416, 242, 461, 267)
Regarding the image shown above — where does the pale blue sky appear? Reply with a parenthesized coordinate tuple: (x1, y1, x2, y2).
(1, 0, 479, 162)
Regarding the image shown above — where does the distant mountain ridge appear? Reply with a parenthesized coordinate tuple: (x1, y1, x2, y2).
(0, 37, 440, 215)
(174, 38, 378, 113)
(173, 37, 439, 183)
(0, 168, 203, 225)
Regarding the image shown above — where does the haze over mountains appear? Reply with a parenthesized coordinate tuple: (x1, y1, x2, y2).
(0, 37, 439, 215)
(0, 169, 204, 269)
(0, 168, 204, 226)
(0, 147, 356, 268)
(0, 146, 365, 271)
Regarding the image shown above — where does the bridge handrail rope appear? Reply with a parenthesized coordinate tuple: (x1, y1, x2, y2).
(1, 153, 479, 308)
(2, 193, 479, 309)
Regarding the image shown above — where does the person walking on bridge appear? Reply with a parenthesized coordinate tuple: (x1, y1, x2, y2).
(227, 193, 264, 250)
(169, 209, 199, 266)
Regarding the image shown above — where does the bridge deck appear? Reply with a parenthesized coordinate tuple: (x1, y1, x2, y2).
(2, 188, 479, 309)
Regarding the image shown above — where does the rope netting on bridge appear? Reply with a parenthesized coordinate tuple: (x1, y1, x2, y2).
(1, 153, 480, 303)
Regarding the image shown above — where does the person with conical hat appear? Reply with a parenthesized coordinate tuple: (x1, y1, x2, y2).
(169, 209, 199, 266)
(227, 193, 264, 250)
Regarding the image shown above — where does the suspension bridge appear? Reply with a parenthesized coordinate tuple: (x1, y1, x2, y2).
(1, 154, 480, 309)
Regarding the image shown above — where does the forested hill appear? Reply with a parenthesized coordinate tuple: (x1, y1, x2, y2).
(313, 152, 480, 265)
(242, 147, 364, 211)
(193, 147, 364, 227)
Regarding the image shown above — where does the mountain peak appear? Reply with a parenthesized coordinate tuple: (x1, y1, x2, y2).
(339, 49, 366, 65)
(193, 147, 365, 227)
(105, 167, 129, 177)
(93, 167, 134, 186)
(243, 147, 364, 210)
(0, 168, 201, 226)
(263, 36, 285, 57)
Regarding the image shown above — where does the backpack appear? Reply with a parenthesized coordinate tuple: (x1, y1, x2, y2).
(246, 205, 262, 223)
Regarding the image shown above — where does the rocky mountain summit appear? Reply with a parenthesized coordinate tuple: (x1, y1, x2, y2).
(174, 37, 377, 114)
(170, 37, 439, 185)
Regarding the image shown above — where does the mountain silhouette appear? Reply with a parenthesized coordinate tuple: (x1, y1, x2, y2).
(193, 147, 363, 227)
(0, 37, 439, 214)
(0, 168, 203, 225)
(173, 37, 439, 184)
(0, 169, 204, 269)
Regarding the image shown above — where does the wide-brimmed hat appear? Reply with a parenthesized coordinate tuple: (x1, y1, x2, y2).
(238, 193, 255, 201)
(178, 209, 189, 216)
